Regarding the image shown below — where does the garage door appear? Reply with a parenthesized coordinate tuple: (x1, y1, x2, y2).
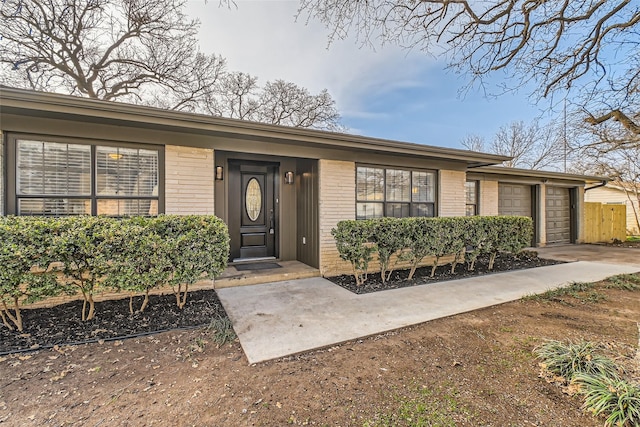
(546, 186, 571, 244)
(498, 184, 532, 217)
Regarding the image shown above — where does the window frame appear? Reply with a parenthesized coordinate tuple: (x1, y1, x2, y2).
(465, 180, 479, 216)
(355, 164, 437, 220)
(6, 133, 165, 216)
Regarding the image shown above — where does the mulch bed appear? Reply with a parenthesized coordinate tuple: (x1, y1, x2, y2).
(2, 252, 562, 354)
(327, 252, 563, 294)
(0, 289, 227, 354)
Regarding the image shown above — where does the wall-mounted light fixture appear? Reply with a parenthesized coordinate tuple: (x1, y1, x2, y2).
(284, 171, 295, 185)
(215, 166, 224, 181)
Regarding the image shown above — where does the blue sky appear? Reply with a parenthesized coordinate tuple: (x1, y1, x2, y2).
(188, 1, 551, 150)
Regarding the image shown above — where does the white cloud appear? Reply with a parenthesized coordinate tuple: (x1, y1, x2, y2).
(187, 0, 437, 119)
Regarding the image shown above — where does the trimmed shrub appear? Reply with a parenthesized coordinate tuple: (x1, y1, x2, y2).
(0, 217, 60, 331)
(402, 217, 438, 280)
(52, 216, 120, 321)
(0, 215, 230, 327)
(370, 217, 407, 283)
(332, 220, 375, 286)
(148, 215, 229, 309)
(332, 215, 534, 284)
(102, 217, 173, 314)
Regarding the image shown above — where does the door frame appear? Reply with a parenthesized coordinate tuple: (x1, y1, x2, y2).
(227, 159, 280, 262)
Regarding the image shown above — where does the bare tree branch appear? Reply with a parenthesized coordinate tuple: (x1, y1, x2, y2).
(299, 0, 640, 137)
(1, 0, 343, 130)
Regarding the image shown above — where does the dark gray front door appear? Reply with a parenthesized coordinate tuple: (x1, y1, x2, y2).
(228, 161, 277, 261)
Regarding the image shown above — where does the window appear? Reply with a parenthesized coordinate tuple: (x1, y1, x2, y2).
(465, 180, 478, 216)
(356, 166, 436, 219)
(10, 136, 162, 216)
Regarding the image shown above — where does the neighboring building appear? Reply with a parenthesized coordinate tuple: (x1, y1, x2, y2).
(0, 87, 606, 278)
(585, 183, 640, 235)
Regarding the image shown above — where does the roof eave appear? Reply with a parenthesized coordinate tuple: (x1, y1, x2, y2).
(476, 165, 608, 183)
(0, 86, 511, 166)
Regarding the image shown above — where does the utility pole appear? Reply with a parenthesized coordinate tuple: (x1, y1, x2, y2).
(563, 98, 567, 173)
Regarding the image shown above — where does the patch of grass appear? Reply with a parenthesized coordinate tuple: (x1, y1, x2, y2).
(207, 315, 237, 347)
(626, 236, 640, 243)
(605, 274, 640, 291)
(572, 372, 640, 427)
(364, 386, 470, 427)
(534, 340, 618, 382)
(522, 281, 606, 304)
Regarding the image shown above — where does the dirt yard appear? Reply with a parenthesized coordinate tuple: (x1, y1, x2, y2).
(1, 275, 639, 427)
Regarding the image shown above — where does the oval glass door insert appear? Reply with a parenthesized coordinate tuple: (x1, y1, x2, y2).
(245, 178, 262, 221)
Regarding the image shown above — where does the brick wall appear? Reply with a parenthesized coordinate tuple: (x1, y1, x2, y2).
(318, 159, 356, 276)
(479, 180, 499, 216)
(165, 145, 215, 214)
(438, 170, 466, 217)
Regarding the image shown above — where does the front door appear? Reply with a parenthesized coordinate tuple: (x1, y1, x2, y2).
(228, 161, 278, 261)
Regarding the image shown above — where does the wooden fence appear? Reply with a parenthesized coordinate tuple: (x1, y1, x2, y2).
(584, 202, 627, 243)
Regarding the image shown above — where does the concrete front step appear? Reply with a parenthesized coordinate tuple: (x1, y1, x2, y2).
(214, 261, 321, 289)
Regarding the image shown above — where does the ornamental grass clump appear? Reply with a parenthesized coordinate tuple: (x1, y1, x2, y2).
(535, 338, 640, 426)
(534, 339, 618, 382)
(572, 373, 640, 427)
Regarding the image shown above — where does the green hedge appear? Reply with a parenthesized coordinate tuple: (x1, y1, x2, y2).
(333, 216, 533, 286)
(0, 215, 229, 330)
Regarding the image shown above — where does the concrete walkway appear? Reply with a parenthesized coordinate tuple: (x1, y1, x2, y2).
(217, 260, 640, 364)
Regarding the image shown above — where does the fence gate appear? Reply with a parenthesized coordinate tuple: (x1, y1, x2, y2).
(584, 202, 627, 243)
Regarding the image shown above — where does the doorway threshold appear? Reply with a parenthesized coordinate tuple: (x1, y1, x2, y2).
(232, 256, 277, 264)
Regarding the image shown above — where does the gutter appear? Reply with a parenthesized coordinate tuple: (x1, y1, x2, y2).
(584, 180, 608, 192)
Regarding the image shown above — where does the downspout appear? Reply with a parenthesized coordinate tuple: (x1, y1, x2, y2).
(584, 180, 608, 192)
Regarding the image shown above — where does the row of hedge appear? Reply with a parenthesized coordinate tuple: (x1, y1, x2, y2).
(0, 215, 229, 331)
(332, 216, 533, 285)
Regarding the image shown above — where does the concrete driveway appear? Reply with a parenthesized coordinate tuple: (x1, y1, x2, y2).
(536, 243, 640, 264)
(217, 250, 640, 364)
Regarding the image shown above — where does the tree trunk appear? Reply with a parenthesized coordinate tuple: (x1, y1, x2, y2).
(0, 307, 13, 331)
(430, 256, 441, 278)
(468, 258, 476, 271)
(407, 263, 418, 281)
(2, 299, 22, 332)
(86, 294, 95, 321)
(13, 296, 22, 332)
(177, 284, 189, 309)
(174, 284, 183, 307)
(488, 253, 497, 270)
(140, 289, 150, 312)
(81, 295, 88, 322)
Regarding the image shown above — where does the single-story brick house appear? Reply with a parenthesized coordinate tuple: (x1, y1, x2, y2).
(0, 87, 606, 276)
(584, 183, 640, 235)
